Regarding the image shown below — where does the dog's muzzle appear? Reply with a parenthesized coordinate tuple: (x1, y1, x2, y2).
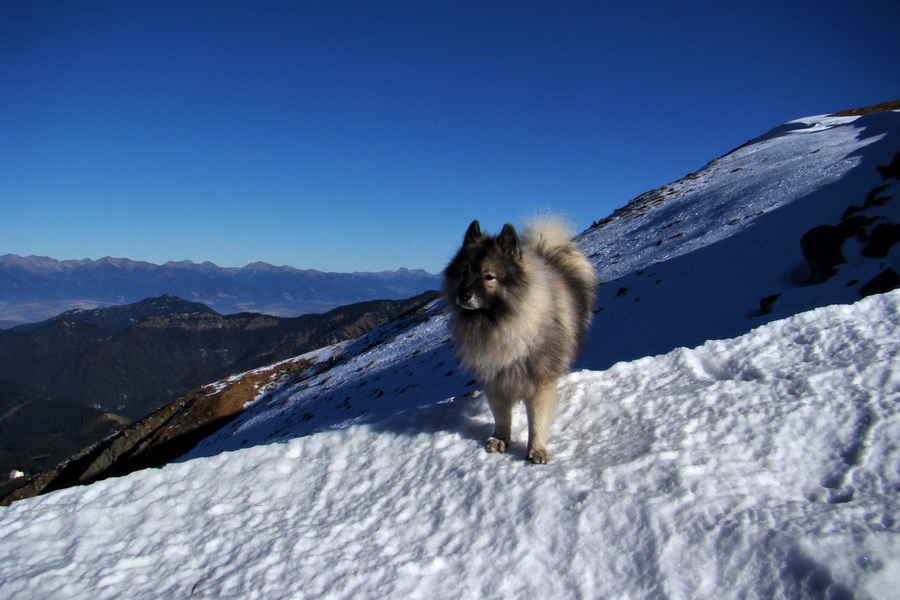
(456, 289, 484, 310)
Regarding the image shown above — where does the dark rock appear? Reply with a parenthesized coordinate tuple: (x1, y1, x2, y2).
(859, 269, 900, 297)
(0, 357, 318, 505)
(800, 225, 847, 284)
(862, 223, 900, 258)
(876, 151, 900, 181)
(757, 294, 781, 316)
(865, 184, 891, 207)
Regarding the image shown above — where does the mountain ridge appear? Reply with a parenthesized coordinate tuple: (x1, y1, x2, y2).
(0, 254, 435, 277)
(8, 294, 217, 332)
(0, 291, 440, 420)
(0, 255, 440, 327)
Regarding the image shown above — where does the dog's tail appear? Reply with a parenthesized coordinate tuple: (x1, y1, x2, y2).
(523, 216, 599, 350)
(521, 216, 577, 251)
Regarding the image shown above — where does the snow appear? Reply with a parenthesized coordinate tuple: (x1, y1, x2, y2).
(1, 110, 899, 599)
(1, 291, 898, 599)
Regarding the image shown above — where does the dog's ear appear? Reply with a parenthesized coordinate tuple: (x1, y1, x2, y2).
(498, 224, 521, 259)
(464, 220, 482, 244)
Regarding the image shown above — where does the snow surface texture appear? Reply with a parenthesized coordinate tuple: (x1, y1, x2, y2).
(1, 291, 898, 600)
(2, 111, 899, 599)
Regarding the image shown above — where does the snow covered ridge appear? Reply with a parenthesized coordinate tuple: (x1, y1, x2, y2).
(579, 111, 898, 282)
(579, 109, 900, 371)
(1, 290, 898, 600)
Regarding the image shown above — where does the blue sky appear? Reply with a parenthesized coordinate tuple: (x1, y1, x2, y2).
(2, 1, 897, 273)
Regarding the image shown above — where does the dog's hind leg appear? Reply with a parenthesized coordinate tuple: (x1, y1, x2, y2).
(485, 390, 513, 454)
(526, 381, 558, 464)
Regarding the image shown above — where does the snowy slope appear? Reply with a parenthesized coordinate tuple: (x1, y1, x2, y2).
(1, 291, 898, 600)
(1, 109, 899, 599)
(577, 110, 900, 370)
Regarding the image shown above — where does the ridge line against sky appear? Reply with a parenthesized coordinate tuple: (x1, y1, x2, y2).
(2, 0, 898, 273)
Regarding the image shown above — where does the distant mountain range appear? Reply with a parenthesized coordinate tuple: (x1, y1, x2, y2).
(0, 255, 441, 328)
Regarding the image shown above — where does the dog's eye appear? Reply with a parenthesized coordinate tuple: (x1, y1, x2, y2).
(483, 274, 496, 282)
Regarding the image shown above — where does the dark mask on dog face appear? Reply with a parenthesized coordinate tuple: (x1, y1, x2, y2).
(445, 220, 524, 312)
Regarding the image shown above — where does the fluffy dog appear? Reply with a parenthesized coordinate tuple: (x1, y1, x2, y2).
(443, 218, 597, 463)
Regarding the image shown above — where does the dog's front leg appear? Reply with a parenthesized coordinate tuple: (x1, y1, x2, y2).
(526, 381, 557, 464)
(485, 389, 513, 454)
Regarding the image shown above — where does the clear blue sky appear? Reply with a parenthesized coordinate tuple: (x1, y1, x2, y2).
(2, 1, 897, 273)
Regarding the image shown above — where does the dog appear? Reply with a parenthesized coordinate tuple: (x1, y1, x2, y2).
(443, 218, 597, 463)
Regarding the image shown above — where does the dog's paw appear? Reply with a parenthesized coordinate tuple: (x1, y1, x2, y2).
(527, 448, 549, 464)
(485, 437, 507, 454)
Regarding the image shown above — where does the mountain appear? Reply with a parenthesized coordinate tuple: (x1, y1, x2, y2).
(0, 256, 441, 328)
(0, 292, 439, 421)
(8, 294, 218, 332)
(0, 291, 438, 493)
(0, 300, 440, 503)
(1, 103, 898, 599)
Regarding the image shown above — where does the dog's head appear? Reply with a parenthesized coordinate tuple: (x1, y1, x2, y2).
(443, 220, 524, 312)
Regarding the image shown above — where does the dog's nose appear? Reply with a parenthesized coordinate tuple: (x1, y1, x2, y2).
(459, 289, 473, 302)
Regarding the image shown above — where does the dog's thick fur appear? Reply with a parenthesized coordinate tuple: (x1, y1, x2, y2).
(443, 218, 597, 463)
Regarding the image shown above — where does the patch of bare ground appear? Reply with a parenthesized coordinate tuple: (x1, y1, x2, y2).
(829, 100, 900, 116)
